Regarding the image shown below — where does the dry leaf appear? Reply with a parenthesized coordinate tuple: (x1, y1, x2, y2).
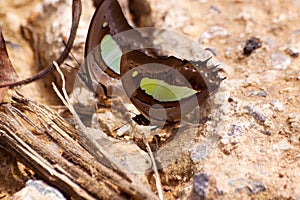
(0, 27, 17, 102)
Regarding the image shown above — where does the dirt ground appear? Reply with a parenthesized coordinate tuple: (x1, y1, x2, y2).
(0, 0, 300, 199)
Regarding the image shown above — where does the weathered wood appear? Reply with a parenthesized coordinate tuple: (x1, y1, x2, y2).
(0, 94, 158, 200)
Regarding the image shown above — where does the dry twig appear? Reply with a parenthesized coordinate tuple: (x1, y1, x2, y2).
(0, 0, 82, 89)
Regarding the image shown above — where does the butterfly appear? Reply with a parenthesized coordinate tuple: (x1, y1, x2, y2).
(83, 0, 224, 125)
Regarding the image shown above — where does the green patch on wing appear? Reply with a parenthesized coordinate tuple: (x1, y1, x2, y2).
(140, 77, 197, 102)
(100, 34, 122, 75)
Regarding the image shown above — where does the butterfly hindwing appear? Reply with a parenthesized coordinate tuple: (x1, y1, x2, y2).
(120, 50, 212, 122)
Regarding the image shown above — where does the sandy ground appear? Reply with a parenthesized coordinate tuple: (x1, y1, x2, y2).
(0, 0, 300, 199)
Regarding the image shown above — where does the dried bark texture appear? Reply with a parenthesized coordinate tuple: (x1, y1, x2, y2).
(0, 94, 158, 200)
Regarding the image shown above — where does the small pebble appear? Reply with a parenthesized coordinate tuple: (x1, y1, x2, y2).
(11, 180, 66, 200)
(200, 26, 228, 42)
(286, 30, 300, 58)
(271, 53, 291, 69)
(116, 124, 131, 136)
(193, 173, 209, 198)
(287, 113, 300, 132)
(228, 125, 243, 136)
(247, 181, 267, 194)
(190, 144, 208, 163)
(243, 37, 262, 56)
(273, 139, 294, 151)
(225, 47, 232, 58)
(270, 100, 284, 112)
(244, 105, 266, 123)
(209, 5, 221, 14)
(285, 48, 299, 58)
(249, 91, 267, 97)
(230, 179, 266, 195)
(261, 130, 271, 135)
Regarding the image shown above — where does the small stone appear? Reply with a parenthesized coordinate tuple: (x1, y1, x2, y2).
(230, 179, 266, 195)
(199, 26, 228, 43)
(209, 5, 221, 14)
(271, 53, 291, 69)
(192, 173, 220, 200)
(273, 139, 294, 151)
(193, 173, 209, 198)
(116, 124, 131, 136)
(220, 136, 230, 145)
(285, 48, 299, 58)
(261, 130, 271, 135)
(278, 172, 284, 178)
(287, 113, 300, 132)
(244, 105, 266, 123)
(286, 30, 300, 58)
(219, 136, 237, 155)
(190, 144, 208, 163)
(11, 180, 66, 200)
(289, 135, 300, 145)
(228, 125, 243, 136)
(225, 47, 232, 58)
(266, 37, 275, 49)
(247, 181, 266, 194)
(249, 91, 267, 97)
(270, 100, 284, 112)
(243, 37, 262, 56)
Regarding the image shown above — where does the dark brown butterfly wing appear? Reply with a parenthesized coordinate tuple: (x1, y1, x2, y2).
(85, 0, 131, 55)
(83, 0, 152, 97)
(84, 0, 131, 79)
(83, 0, 133, 98)
(120, 50, 221, 122)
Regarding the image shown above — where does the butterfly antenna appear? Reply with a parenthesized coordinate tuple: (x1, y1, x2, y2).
(62, 40, 81, 68)
(113, 119, 132, 132)
(64, 62, 79, 70)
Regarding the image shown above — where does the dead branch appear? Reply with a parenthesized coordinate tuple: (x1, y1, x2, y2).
(0, 94, 159, 199)
(0, 0, 82, 89)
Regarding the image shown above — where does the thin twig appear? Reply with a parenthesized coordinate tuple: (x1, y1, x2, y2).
(142, 133, 164, 200)
(52, 61, 85, 130)
(0, 0, 82, 89)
